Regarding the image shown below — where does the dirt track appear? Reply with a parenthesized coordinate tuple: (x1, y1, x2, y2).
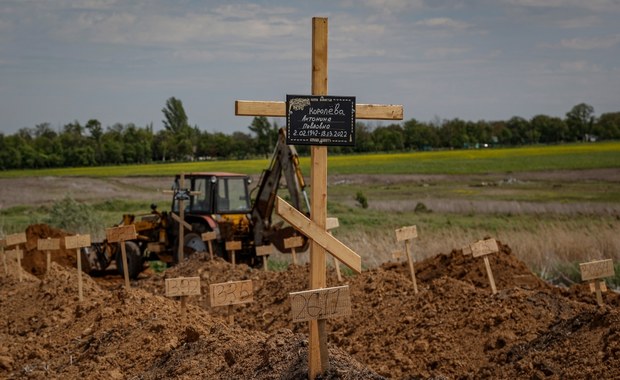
(1, 224, 619, 379)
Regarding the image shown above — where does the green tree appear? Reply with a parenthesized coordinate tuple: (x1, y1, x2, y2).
(531, 115, 567, 143)
(248, 116, 276, 157)
(162, 97, 194, 160)
(566, 103, 595, 141)
(594, 112, 620, 140)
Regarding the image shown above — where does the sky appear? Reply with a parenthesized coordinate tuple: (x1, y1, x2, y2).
(1, 0, 619, 135)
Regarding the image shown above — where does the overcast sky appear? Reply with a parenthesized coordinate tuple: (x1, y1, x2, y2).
(1, 0, 619, 135)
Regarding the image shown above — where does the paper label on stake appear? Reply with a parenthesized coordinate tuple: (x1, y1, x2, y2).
(289, 285, 351, 323)
(580, 259, 615, 281)
(65, 235, 91, 249)
(165, 277, 201, 297)
(209, 280, 253, 307)
(37, 238, 60, 251)
(6, 232, 27, 247)
(395, 225, 418, 242)
(106, 225, 137, 243)
(471, 238, 499, 257)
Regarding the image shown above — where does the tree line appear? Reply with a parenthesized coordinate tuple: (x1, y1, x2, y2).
(1, 98, 618, 170)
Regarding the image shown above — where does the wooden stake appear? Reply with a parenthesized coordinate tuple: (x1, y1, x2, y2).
(228, 304, 234, 325)
(326, 217, 342, 282)
(165, 277, 201, 322)
(470, 238, 500, 295)
(38, 238, 60, 275)
(201, 231, 217, 260)
(120, 242, 130, 290)
(284, 235, 304, 266)
(593, 280, 603, 306)
(65, 234, 91, 302)
(580, 259, 614, 306)
(255, 245, 274, 272)
(106, 225, 137, 291)
(1, 242, 6, 276)
(225, 241, 242, 269)
(181, 295, 187, 322)
(395, 225, 419, 293)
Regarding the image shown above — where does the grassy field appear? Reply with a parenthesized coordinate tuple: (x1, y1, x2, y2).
(1, 141, 619, 286)
(1, 141, 619, 178)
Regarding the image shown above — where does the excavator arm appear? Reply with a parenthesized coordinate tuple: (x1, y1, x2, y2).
(251, 128, 309, 251)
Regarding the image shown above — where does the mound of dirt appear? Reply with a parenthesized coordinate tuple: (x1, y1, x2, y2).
(3, 231, 619, 379)
(21, 224, 75, 276)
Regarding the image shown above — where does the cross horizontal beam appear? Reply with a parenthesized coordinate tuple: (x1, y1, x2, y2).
(235, 100, 403, 120)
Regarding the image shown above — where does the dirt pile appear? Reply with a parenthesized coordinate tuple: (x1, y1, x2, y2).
(20, 224, 75, 276)
(3, 231, 619, 379)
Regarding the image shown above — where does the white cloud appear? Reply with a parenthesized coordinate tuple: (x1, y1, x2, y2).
(415, 17, 471, 31)
(559, 34, 620, 49)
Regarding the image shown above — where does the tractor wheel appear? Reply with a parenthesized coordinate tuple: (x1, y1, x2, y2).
(173, 232, 207, 263)
(116, 241, 144, 280)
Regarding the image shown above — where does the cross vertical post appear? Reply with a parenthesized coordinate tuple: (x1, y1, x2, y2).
(309, 17, 330, 377)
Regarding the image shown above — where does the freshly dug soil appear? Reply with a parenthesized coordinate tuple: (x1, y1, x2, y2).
(1, 227, 618, 379)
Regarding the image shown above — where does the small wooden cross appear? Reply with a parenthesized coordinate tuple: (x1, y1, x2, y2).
(165, 173, 201, 262)
(235, 17, 402, 378)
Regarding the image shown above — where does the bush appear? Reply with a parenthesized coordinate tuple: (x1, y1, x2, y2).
(355, 192, 368, 209)
(44, 196, 104, 235)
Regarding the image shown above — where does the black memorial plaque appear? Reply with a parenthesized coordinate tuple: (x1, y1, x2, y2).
(286, 95, 356, 146)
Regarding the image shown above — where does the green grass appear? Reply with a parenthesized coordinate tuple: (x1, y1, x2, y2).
(1, 141, 619, 178)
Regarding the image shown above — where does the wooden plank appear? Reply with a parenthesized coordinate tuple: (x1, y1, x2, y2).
(106, 225, 137, 243)
(37, 238, 60, 251)
(276, 196, 361, 274)
(470, 238, 499, 258)
(580, 259, 614, 281)
(225, 240, 242, 251)
(284, 236, 305, 249)
(209, 280, 253, 307)
(395, 225, 418, 242)
(165, 277, 202, 297)
(5, 248, 24, 260)
(255, 245, 274, 256)
(235, 101, 403, 120)
(589, 281, 608, 293)
(65, 234, 91, 249)
(6, 232, 27, 247)
(326, 217, 339, 230)
(171, 212, 192, 231)
(201, 231, 217, 241)
(290, 285, 351, 323)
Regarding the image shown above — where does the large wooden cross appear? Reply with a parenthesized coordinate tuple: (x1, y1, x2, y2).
(235, 17, 403, 378)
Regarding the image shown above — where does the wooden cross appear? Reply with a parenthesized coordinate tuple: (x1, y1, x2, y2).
(166, 173, 201, 262)
(235, 17, 402, 378)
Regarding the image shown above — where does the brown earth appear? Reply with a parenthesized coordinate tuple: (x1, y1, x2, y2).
(1, 225, 618, 379)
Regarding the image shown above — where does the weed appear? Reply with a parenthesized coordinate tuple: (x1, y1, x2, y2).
(44, 196, 104, 237)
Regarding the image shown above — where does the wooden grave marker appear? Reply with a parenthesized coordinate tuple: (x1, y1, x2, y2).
(255, 244, 274, 271)
(165, 276, 201, 321)
(106, 224, 138, 290)
(5, 249, 24, 281)
(290, 285, 351, 323)
(284, 235, 304, 265)
(326, 217, 343, 282)
(579, 259, 615, 306)
(6, 232, 27, 282)
(225, 240, 242, 268)
(0, 239, 6, 276)
(209, 280, 253, 325)
(470, 238, 500, 295)
(65, 234, 91, 302)
(395, 225, 419, 294)
(164, 173, 201, 263)
(235, 17, 402, 378)
(201, 231, 217, 260)
(37, 238, 60, 274)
